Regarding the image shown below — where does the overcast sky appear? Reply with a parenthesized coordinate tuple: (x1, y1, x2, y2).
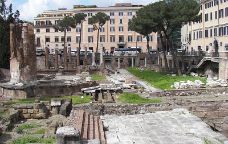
(9, 0, 157, 21)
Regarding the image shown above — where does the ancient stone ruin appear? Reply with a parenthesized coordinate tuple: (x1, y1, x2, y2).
(9, 23, 37, 84)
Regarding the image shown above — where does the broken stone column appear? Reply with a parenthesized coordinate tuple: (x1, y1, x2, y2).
(45, 47, 49, 69)
(55, 50, 59, 69)
(92, 52, 96, 66)
(145, 57, 147, 67)
(68, 47, 72, 68)
(84, 47, 88, 66)
(9, 23, 37, 84)
(118, 58, 120, 69)
(100, 48, 104, 66)
(56, 126, 80, 144)
(131, 57, 134, 67)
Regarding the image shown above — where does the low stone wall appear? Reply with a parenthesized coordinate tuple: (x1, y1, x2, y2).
(13, 102, 49, 119)
(0, 81, 98, 99)
(73, 103, 172, 116)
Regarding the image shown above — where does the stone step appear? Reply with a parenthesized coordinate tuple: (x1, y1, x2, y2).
(73, 110, 106, 143)
(81, 112, 89, 140)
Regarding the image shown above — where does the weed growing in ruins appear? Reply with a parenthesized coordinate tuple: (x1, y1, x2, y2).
(118, 93, 162, 104)
(91, 73, 106, 81)
(33, 128, 46, 134)
(16, 123, 38, 134)
(128, 68, 206, 90)
(12, 136, 55, 144)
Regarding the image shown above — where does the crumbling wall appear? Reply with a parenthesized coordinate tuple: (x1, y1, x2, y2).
(9, 23, 36, 84)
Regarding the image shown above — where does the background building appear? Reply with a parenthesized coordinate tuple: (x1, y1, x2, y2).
(181, 0, 228, 55)
(34, 3, 157, 53)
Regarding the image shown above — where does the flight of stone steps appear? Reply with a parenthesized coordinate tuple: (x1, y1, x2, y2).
(72, 110, 106, 144)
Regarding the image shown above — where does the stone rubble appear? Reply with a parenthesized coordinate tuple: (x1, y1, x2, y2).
(172, 78, 228, 89)
(171, 80, 204, 89)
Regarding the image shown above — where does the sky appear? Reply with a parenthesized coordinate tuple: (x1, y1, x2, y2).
(8, 0, 157, 21)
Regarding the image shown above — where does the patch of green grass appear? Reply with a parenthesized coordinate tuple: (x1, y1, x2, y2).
(33, 128, 46, 134)
(63, 95, 92, 105)
(128, 68, 206, 90)
(12, 136, 55, 144)
(91, 73, 106, 81)
(16, 123, 38, 134)
(118, 93, 162, 104)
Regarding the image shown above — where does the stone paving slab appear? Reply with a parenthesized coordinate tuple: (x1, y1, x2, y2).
(102, 109, 228, 144)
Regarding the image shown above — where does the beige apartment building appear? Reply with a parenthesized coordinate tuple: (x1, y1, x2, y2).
(34, 3, 157, 54)
(181, 0, 228, 54)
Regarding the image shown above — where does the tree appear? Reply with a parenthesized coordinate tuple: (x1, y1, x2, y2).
(73, 13, 87, 66)
(142, 0, 200, 74)
(88, 12, 110, 53)
(55, 16, 75, 69)
(128, 7, 156, 54)
(0, 0, 20, 69)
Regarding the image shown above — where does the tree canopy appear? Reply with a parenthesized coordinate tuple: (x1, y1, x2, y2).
(136, 0, 200, 74)
(0, 0, 20, 69)
(88, 12, 110, 54)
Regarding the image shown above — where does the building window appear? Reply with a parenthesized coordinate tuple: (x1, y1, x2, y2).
(100, 27, 105, 32)
(110, 12, 114, 16)
(36, 37, 40, 47)
(210, 12, 213, 20)
(67, 28, 71, 32)
(55, 28, 58, 32)
(46, 28, 50, 33)
(45, 37, 50, 43)
(76, 27, 81, 32)
(120, 19, 123, 24)
(110, 35, 115, 42)
(128, 36, 133, 42)
(205, 14, 208, 22)
(100, 35, 105, 42)
(210, 29, 213, 37)
(110, 19, 115, 24)
(88, 36, 93, 43)
(67, 36, 71, 42)
(137, 36, 142, 42)
(219, 27, 224, 36)
(119, 26, 124, 32)
(214, 28, 218, 36)
(119, 12, 123, 16)
(205, 30, 208, 38)
(76, 36, 80, 43)
(224, 26, 228, 35)
(225, 7, 228, 17)
(55, 37, 59, 42)
(88, 28, 93, 32)
(215, 11, 218, 19)
(110, 27, 115, 32)
(119, 35, 124, 42)
(128, 12, 132, 16)
(199, 31, 203, 38)
(88, 13, 93, 16)
(61, 37, 64, 42)
(36, 29, 40, 33)
(219, 9, 224, 18)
